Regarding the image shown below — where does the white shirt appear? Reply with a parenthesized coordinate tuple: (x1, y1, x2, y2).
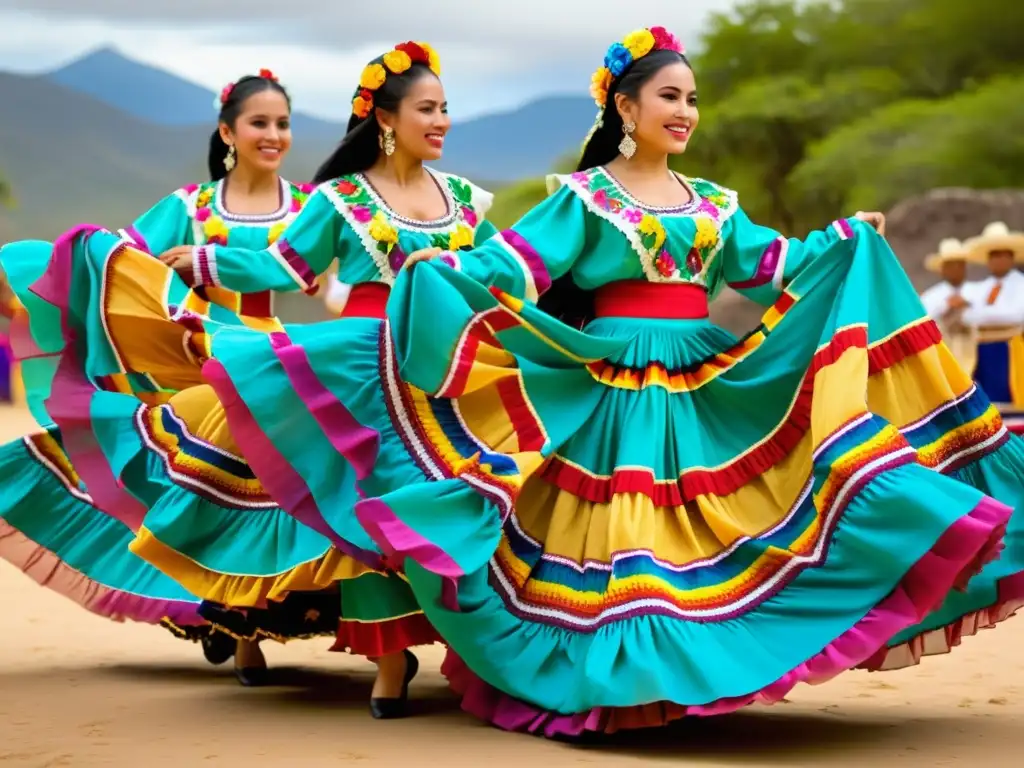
(961, 270, 1024, 327)
(920, 281, 967, 320)
(324, 274, 352, 314)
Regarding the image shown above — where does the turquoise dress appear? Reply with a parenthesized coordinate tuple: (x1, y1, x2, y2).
(0, 177, 331, 641)
(2, 169, 497, 655)
(185, 167, 1021, 734)
(8, 165, 1023, 733)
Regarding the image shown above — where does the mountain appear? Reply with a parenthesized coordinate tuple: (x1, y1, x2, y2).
(0, 48, 597, 246)
(45, 47, 341, 139)
(0, 72, 201, 241)
(433, 95, 596, 181)
(47, 47, 219, 126)
(36, 48, 594, 180)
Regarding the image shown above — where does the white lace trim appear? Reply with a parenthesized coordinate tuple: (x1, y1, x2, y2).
(556, 172, 741, 286)
(321, 180, 395, 286)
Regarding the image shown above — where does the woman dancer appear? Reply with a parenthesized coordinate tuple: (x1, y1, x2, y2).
(22, 27, 1024, 733)
(7, 42, 497, 717)
(173, 27, 1022, 735)
(0, 69, 330, 683)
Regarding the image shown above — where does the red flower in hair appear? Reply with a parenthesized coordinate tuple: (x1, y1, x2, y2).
(258, 68, 279, 81)
(395, 41, 428, 64)
(219, 83, 235, 104)
(650, 26, 684, 54)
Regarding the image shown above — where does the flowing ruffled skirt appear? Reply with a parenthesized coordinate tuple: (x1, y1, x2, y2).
(194, 221, 1023, 735)
(0, 428, 208, 634)
(11, 223, 1024, 735)
(0, 232, 405, 649)
(1, 237, 204, 638)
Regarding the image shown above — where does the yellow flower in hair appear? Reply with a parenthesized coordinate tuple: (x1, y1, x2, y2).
(638, 214, 666, 250)
(419, 42, 442, 76)
(359, 63, 387, 90)
(623, 29, 656, 59)
(448, 224, 473, 251)
(692, 218, 719, 251)
(267, 222, 287, 244)
(590, 66, 612, 107)
(368, 210, 398, 248)
(383, 49, 413, 74)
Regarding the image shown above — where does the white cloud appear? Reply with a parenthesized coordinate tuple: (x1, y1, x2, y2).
(0, 2, 728, 51)
(0, 3, 738, 119)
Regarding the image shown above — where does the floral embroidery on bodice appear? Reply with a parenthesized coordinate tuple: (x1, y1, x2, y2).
(181, 178, 314, 247)
(321, 169, 489, 285)
(560, 167, 738, 287)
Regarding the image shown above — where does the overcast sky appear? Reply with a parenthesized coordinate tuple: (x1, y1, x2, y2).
(0, 1, 735, 120)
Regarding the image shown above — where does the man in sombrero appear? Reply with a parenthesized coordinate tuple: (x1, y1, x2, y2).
(961, 221, 1024, 432)
(919, 237, 978, 372)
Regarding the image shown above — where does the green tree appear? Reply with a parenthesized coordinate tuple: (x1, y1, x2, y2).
(680, 67, 907, 230)
(679, 0, 1024, 229)
(490, 0, 1024, 233)
(789, 75, 1024, 212)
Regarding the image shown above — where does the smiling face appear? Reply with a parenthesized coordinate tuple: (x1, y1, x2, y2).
(378, 72, 450, 162)
(220, 88, 292, 175)
(617, 60, 698, 156)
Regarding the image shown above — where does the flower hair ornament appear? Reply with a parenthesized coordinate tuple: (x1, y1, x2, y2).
(215, 68, 281, 110)
(351, 41, 441, 119)
(582, 27, 685, 150)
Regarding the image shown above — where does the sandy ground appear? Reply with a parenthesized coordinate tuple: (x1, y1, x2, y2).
(0, 404, 1021, 767)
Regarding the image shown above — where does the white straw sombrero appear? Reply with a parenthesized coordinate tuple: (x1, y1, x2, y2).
(965, 222, 1024, 264)
(924, 237, 970, 273)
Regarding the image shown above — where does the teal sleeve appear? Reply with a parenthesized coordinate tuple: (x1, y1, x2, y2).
(472, 219, 499, 244)
(441, 187, 587, 302)
(120, 192, 192, 255)
(719, 207, 864, 307)
(192, 190, 339, 293)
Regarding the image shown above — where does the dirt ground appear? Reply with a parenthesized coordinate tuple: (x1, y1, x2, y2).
(0, 403, 1021, 767)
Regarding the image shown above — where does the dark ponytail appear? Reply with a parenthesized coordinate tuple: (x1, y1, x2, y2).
(538, 49, 691, 329)
(313, 62, 437, 183)
(208, 74, 291, 181)
(208, 130, 232, 182)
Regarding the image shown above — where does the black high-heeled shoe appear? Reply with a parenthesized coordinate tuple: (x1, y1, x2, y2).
(369, 649, 419, 720)
(201, 631, 236, 666)
(233, 663, 270, 687)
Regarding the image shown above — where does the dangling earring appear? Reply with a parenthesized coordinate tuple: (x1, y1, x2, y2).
(223, 144, 236, 172)
(619, 121, 637, 159)
(379, 128, 396, 157)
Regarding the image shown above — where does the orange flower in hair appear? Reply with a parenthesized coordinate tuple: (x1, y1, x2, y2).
(589, 67, 611, 107)
(352, 89, 374, 119)
(351, 41, 442, 117)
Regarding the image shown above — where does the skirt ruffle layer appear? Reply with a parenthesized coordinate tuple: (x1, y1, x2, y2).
(198, 221, 1024, 734)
